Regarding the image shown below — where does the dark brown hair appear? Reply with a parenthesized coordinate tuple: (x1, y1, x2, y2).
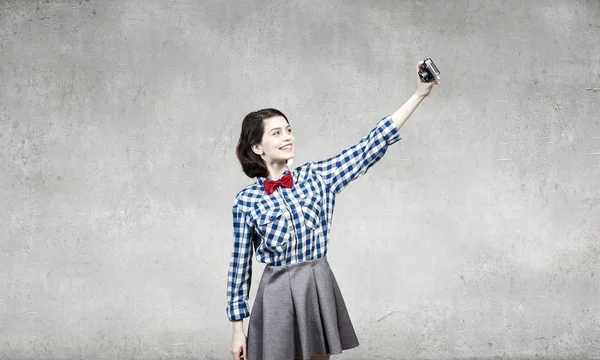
(236, 108, 289, 178)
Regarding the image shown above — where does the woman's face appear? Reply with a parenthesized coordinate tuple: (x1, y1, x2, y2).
(253, 115, 295, 166)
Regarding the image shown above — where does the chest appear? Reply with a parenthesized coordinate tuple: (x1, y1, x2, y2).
(251, 172, 325, 236)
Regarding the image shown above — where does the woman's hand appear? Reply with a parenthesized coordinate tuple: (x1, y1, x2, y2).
(415, 60, 440, 98)
(230, 330, 247, 360)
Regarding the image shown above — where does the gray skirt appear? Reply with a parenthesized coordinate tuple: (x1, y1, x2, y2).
(247, 257, 359, 360)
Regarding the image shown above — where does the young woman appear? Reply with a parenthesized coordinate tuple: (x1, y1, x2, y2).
(227, 61, 440, 360)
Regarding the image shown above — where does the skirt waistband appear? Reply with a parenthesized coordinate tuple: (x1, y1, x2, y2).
(265, 256, 328, 269)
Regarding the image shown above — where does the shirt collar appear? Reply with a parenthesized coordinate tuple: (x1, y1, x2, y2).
(255, 167, 291, 186)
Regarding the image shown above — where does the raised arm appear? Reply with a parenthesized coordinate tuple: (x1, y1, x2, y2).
(310, 115, 402, 195)
(310, 61, 439, 195)
(390, 60, 440, 129)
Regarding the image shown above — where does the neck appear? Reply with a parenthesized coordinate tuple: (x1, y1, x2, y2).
(266, 161, 289, 179)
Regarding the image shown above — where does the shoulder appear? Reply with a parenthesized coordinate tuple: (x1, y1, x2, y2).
(232, 183, 259, 210)
(291, 161, 314, 179)
(290, 162, 329, 195)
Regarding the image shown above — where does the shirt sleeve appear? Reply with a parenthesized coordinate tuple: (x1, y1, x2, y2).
(310, 115, 401, 195)
(226, 198, 254, 322)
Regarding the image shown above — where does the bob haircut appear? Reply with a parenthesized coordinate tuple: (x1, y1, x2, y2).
(236, 108, 289, 178)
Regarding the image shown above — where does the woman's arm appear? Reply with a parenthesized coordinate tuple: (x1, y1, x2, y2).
(227, 199, 253, 359)
(309, 115, 401, 195)
(226, 201, 253, 321)
(231, 320, 246, 360)
(390, 92, 426, 130)
(391, 61, 440, 130)
(309, 61, 440, 195)
(232, 320, 244, 333)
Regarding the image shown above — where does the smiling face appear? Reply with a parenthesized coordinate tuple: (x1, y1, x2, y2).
(251, 115, 295, 171)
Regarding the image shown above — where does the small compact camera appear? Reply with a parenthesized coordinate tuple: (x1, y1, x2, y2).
(418, 58, 440, 83)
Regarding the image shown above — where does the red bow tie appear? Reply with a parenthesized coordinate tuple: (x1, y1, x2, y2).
(263, 172, 293, 195)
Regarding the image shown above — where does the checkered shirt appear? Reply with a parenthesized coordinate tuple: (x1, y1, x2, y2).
(226, 115, 402, 321)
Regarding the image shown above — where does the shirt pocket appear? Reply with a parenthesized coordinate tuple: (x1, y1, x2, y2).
(255, 209, 290, 245)
(299, 192, 323, 230)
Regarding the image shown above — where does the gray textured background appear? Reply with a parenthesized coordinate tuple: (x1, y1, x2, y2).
(1, 0, 599, 359)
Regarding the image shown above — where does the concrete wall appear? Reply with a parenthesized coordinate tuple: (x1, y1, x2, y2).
(1, 0, 599, 359)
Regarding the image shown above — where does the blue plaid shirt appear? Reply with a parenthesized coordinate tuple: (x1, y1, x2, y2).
(226, 115, 402, 321)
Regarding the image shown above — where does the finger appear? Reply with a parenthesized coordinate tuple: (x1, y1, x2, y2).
(242, 344, 247, 359)
(232, 348, 240, 360)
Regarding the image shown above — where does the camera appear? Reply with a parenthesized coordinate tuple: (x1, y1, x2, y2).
(418, 58, 440, 83)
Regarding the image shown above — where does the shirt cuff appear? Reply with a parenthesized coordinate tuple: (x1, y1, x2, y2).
(227, 303, 250, 322)
(378, 115, 402, 145)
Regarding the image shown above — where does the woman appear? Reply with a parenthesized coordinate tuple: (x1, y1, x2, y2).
(227, 61, 440, 360)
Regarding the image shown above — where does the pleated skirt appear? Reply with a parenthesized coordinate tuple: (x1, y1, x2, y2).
(247, 256, 359, 360)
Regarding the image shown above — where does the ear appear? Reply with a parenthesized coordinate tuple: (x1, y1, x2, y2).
(251, 144, 263, 156)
